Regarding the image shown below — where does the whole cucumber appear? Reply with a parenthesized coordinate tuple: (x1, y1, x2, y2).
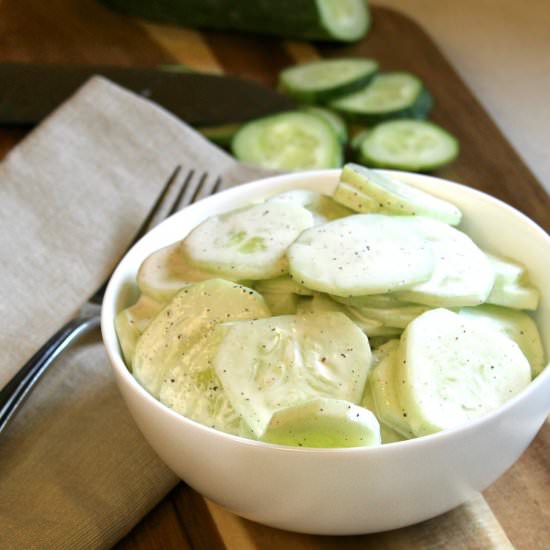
(101, 0, 371, 42)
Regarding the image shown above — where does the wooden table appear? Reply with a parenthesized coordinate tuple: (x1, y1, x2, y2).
(1, 2, 549, 548)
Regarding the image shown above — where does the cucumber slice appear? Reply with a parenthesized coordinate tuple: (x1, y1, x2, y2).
(396, 218, 495, 307)
(358, 119, 459, 172)
(213, 312, 371, 437)
(350, 303, 429, 329)
(182, 201, 314, 280)
(267, 188, 352, 225)
(338, 164, 463, 225)
(159, 328, 244, 436)
(137, 242, 218, 303)
(287, 214, 435, 297)
(231, 111, 343, 171)
(279, 58, 378, 103)
(115, 294, 163, 368)
(331, 293, 412, 308)
(133, 279, 270, 398)
(302, 106, 348, 144)
(297, 294, 400, 337)
(486, 252, 526, 284)
(361, 382, 406, 444)
(369, 344, 415, 438)
(484, 252, 539, 310)
(255, 275, 314, 296)
(397, 308, 532, 436)
(260, 398, 381, 448)
(262, 292, 300, 315)
(458, 304, 545, 377)
(330, 72, 433, 124)
(332, 181, 380, 213)
(486, 283, 540, 311)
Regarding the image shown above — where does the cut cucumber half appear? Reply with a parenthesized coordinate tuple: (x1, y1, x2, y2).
(358, 119, 459, 172)
(260, 398, 381, 448)
(182, 201, 314, 280)
(397, 308, 531, 436)
(287, 214, 435, 297)
(231, 111, 343, 171)
(338, 163, 462, 225)
(396, 218, 495, 307)
(213, 312, 371, 437)
(133, 279, 270, 398)
(279, 58, 378, 103)
(458, 304, 545, 377)
(301, 106, 348, 144)
(330, 72, 433, 124)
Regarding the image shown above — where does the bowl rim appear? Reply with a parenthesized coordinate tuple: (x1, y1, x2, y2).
(101, 168, 550, 455)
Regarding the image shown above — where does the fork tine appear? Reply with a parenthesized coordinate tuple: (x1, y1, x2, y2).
(133, 164, 182, 242)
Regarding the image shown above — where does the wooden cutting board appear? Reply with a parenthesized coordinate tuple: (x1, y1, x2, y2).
(1, 1, 549, 548)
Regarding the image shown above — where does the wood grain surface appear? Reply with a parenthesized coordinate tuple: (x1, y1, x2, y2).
(1, 1, 548, 548)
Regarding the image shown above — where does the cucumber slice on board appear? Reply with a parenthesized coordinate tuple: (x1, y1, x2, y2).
(330, 72, 433, 124)
(287, 214, 435, 297)
(182, 201, 314, 280)
(458, 304, 545, 377)
(279, 58, 378, 103)
(103, 0, 370, 42)
(115, 295, 163, 368)
(267, 188, 352, 225)
(397, 308, 532, 437)
(260, 398, 381, 448)
(301, 106, 348, 144)
(133, 279, 270, 399)
(396, 218, 495, 307)
(358, 119, 459, 172)
(214, 312, 371, 437)
(231, 111, 343, 171)
(337, 164, 462, 225)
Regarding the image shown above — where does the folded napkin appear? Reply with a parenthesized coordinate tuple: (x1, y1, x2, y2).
(0, 77, 272, 549)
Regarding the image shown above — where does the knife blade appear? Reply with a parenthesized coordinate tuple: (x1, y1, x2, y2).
(0, 62, 295, 126)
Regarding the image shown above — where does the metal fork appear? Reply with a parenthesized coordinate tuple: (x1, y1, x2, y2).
(0, 166, 223, 434)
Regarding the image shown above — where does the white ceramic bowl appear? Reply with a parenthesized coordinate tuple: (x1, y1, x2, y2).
(101, 170, 550, 535)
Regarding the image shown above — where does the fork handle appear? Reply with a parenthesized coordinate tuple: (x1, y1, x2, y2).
(0, 313, 101, 434)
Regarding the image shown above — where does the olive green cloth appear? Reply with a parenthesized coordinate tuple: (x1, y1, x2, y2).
(0, 77, 269, 549)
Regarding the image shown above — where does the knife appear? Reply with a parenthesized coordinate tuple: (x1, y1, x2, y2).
(0, 62, 295, 126)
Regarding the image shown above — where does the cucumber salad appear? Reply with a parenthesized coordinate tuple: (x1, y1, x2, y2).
(116, 164, 545, 448)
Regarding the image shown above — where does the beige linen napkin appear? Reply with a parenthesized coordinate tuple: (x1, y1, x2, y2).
(0, 77, 270, 549)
